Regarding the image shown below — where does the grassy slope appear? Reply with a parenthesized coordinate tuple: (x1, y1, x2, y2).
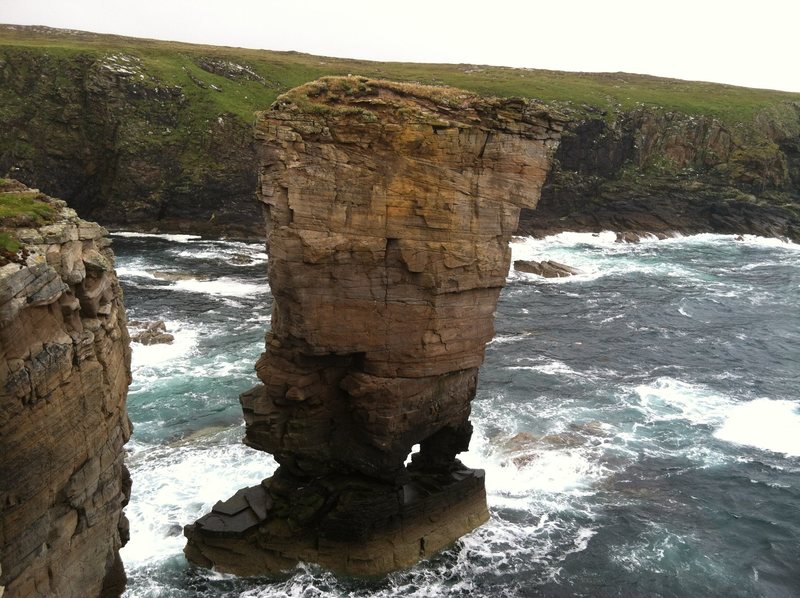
(0, 177, 55, 252)
(1, 25, 798, 126)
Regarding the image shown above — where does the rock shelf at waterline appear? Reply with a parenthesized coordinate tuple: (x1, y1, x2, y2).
(183, 77, 565, 576)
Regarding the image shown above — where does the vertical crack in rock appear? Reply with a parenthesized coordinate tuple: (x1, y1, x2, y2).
(184, 77, 565, 576)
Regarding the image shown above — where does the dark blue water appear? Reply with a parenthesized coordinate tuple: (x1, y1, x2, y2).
(114, 231, 800, 597)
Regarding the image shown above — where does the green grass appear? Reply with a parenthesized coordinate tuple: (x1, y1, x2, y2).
(1, 24, 798, 126)
(0, 181, 56, 252)
(0, 231, 20, 253)
(0, 190, 55, 223)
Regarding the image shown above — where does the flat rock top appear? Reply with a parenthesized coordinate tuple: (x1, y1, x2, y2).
(266, 76, 566, 133)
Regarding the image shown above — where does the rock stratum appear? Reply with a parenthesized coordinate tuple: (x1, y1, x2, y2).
(0, 180, 131, 597)
(184, 77, 564, 575)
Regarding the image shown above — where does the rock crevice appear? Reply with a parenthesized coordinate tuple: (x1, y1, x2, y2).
(185, 77, 564, 575)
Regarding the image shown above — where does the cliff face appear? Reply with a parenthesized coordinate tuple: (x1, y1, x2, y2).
(0, 46, 260, 237)
(184, 77, 564, 575)
(522, 104, 800, 240)
(2, 28, 800, 242)
(0, 181, 131, 597)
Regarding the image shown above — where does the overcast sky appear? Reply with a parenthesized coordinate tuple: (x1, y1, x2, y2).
(2, 0, 799, 92)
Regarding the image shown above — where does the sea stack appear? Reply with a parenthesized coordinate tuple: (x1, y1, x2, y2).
(0, 181, 132, 597)
(185, 77, 564, 575)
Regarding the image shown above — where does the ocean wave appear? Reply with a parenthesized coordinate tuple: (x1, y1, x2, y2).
(514, 230, 800, 257)
(172, 240, 268, 264)
(508, 233, 705, 284)
(469, 414, 612, 504)
(121, 432, 274, 568)
(111, 231, 202, 243)
(130, 321, 199, 370)
(630, 377, 734, 426)
(488, 332, 534, 345)
(170, 277, 267, 298)
(507, 359, 580, 377)
(609, 524, 695, 575)
(714, 398, 800, 456)
(115, 266, 157, 279)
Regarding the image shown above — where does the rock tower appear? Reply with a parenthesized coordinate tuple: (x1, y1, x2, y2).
(185, 77, 563, 575)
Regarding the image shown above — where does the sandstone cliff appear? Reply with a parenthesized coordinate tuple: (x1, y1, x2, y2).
(0, 180, 131, 597)
(2, 26, 800, 242)
(184, 77, 564, 575)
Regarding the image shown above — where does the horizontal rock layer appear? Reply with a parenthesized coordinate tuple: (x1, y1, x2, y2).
(185, 77, 564, 575)
(0, 184, 131, 597)
(186, 469, 488, 576)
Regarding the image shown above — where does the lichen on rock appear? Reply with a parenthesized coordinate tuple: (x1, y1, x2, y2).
(0, 182, 131, 597)
(185, 77, 565, 576)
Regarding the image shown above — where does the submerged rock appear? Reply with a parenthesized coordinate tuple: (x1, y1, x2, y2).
(129, 320, 174, 345)
(514, 259, 580, 277)
(616, 231, 642, 244)
(184, 77, 565, 576)
(150, 270, 211, 281)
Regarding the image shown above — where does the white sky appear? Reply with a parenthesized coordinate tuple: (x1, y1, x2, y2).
(2, 0, 799, 92)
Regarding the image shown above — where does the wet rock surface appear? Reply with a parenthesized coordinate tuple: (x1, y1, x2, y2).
(184, 77, 565, 576)
(128, 320, 174, 345)
(0, 183, 132, 597)
(514, 259, 580, 278)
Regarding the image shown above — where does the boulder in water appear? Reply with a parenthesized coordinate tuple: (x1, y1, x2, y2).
(151, 270, 210, 281)
(514, 259, 580, 278)
(130, 320, 174, 345)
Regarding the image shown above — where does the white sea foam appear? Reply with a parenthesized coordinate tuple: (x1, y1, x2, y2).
(121, 433, 274, 568)
(111, 231, 202, 243)
(609, 524, 692, 574)
(186, 353, 255, 379)
(173, 241, 268, 263)
(170, 277, 266, 298)
(714, 398, 800, 456)
(631, 377, 733, 426)
(488, 332, 534, 345)
(488, 448, 607, 500)
(466, 416, 610, 512)
(130, 322, 199, 369)
(738, 234, 800, 250)
(115, 266, 158, 280)
(507, 232, 704, 284)
(514, 231, 618, 249)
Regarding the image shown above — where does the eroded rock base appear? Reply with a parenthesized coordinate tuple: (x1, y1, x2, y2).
(184, 468, 488, 577)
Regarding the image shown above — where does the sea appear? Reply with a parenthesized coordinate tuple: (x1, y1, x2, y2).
(112, 230, 800, 598)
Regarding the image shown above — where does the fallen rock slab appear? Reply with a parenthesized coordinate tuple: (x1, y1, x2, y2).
(514, 259, 580, 277)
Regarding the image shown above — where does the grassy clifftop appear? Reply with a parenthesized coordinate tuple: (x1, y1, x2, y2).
(1, 24, 799, 239)
(2, 25, 798, 124)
